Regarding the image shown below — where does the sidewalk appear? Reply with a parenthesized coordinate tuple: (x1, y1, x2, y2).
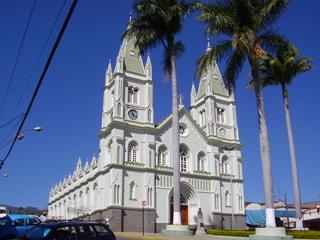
(115, 232, 248, 240)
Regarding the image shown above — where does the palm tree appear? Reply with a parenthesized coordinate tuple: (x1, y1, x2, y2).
(197, 0, 289, 228)
(257, 44, 312, 228)
(123, 0, 194, 225)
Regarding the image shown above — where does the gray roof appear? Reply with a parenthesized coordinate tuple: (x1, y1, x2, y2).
(197, 60, 229, 99)
(118, 34, 146, 76)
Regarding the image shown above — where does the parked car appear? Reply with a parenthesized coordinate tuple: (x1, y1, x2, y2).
(0, 206, 8, 218)
(0, 214, 41, 239)
(22, 221, 116, 240)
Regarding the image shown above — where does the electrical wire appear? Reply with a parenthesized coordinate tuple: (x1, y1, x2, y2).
(1, 0, 78, 165)
(10, 0, 67, 119)
(0, 113, 25, 130)
(0, 0, 37, 122)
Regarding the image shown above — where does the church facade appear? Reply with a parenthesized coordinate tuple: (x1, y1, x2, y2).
(48, 29, 245, 232)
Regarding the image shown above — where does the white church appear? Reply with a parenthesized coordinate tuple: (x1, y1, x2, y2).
(48, 26, 245, 232)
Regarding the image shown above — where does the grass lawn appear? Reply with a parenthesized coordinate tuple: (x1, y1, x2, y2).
(207, 229, 320, 239)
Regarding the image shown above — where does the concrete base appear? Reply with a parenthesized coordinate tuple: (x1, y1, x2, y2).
(249, 227, 293, 240)
(161, 224, 193, 236)
(195, 227, 206, 236)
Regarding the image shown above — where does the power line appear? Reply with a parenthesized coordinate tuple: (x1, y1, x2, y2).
(1, 0, 78, 165)
(0, 0, 37, 122)
(10, 0, 67, 119)
(0, 113, 25, 130)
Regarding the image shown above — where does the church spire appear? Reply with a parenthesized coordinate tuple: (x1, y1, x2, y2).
(145, 52, 152, 79)
(196, 37, 229, 99)
(105, 59, 113, 84)
(114, 15, 145, 76)
(190, 82, 196, 106)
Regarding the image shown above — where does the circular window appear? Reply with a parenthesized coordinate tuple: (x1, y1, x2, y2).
(179, 123, 189, 137)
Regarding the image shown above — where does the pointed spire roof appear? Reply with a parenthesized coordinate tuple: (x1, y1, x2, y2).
(105, 59, 113, 84)
(191, 81, 196, 94)
(145, 53, 152, 79)
(115, 16, 146, 76)
(197, 39, 229, 98)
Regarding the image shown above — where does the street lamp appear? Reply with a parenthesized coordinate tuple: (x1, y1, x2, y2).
(0, 126, 43, 150)
(0, 126, 43, 169)
(17, 126, 43, 140)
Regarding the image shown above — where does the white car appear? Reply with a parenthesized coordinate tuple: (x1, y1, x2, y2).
(0, 206, 8, 218)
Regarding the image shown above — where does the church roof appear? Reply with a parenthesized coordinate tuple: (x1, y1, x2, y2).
(197, 59, 229, 99)
(117, 33, 145, 76)
(156, 105, 209, 142)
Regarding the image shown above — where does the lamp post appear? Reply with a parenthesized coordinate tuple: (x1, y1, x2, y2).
(0, 126, 43, 150)
(0, 126, 42, 170)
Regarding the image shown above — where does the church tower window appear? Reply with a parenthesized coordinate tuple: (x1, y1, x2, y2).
(180, 146, 188, 173)
(197, 152, 205, 171)
(200, 109, 206, 126)
(128, 141, 138, 162)
(221, 156, 230, 175)
(128, 86, 139, 104)
(157, 145, 168, 166)
(148, 109, 152, 122)
(217, 107, 225, 123)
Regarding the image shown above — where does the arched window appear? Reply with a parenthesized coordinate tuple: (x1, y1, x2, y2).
(221, 156, 230, 174)
(79, 191, 83, 207)
(129, 181, 136, 200)
(214, 193, 220, 210)
(199, 109, 206, 126)
(225, 191, 231, 207)
(73, 194, 77, 209)
(93, 183, 98, 208)
(148, 109, 152, 122)
(217, 107, 225, 123)
(237, 158, 242, 179)
(116, 146, 120, 164)
(238, 195, 243, 211)
(147, 188, 153, 207)
(128, 86, 139, 104)
(157, 145, 167, 166)
(85, 187, 90, 208)
(117, 103, 121, 116)
(197, 152, 205, 171)
(128, 141, 138, 162)
(180, 146, 188, 173)
(117, 185, 120, 204)
(149, 150, 152, 167)
(113, 185, 117, 204)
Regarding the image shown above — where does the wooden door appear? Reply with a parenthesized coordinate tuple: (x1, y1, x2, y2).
(181, 205, 188, 225)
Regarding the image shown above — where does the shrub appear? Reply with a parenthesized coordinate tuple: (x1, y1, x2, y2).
(207, 229, 320, 239)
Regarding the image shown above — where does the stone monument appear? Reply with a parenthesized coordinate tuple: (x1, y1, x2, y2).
(196, 208, 206, 236)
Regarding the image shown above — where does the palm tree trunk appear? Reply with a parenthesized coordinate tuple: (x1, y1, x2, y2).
(252, 59, 276, 228)
(170, 54, 181, 225)
(282, 86, 302, 229)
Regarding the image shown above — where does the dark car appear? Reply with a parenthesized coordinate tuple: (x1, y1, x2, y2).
(21, 221, 116, 240)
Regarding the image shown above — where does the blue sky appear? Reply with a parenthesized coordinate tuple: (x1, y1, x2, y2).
(0, 0, 319, 209)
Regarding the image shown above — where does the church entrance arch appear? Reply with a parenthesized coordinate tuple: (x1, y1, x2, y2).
(169, 181, 197, 225)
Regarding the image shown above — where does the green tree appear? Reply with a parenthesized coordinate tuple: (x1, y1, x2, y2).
(197, 0, 289, 228)
(123, 0, 194, 225)
(256, 44, 312, 228)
